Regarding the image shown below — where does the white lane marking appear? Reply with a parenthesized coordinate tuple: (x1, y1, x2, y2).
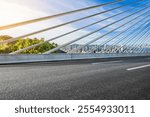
(92, 60, 123, 65)
(127, 64, 150, 71)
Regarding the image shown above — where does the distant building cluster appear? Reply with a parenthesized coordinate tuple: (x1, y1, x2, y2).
(61, 44, 150, 53)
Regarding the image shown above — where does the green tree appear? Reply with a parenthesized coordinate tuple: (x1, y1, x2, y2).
(0, 35, 13, 53)
(0, 35, 57, 54)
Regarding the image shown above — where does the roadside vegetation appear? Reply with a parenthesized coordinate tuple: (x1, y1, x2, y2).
(0, 35, 57, 54)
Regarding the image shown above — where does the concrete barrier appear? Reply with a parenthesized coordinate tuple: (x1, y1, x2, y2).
(0, 53, 149, 64)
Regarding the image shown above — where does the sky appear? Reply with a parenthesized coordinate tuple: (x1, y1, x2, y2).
(0, 0, 149, 45)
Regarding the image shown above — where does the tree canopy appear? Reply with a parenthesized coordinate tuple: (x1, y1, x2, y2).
(0, 35, 57, 54)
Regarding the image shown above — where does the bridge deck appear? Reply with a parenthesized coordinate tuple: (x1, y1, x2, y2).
(0, 56, 150, 100)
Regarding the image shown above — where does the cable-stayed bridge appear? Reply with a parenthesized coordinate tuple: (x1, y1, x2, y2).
(0, 0, 150, 100)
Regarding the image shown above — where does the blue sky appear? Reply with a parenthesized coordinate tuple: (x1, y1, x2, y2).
(0, 0, 149, 45)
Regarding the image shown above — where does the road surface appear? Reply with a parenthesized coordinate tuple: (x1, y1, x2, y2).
(0, 56, 150, 100)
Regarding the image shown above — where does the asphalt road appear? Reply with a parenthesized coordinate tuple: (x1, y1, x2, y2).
(0, 56, 150, 100)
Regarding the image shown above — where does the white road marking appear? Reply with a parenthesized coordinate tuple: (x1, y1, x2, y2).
(127, 64, 150, 71)
(92, 60, 123, 65)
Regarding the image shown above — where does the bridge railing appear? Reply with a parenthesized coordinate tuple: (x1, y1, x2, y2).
(0, 53, 149, 64)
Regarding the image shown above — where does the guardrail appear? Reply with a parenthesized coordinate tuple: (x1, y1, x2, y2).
(0, 53, 149, 64)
